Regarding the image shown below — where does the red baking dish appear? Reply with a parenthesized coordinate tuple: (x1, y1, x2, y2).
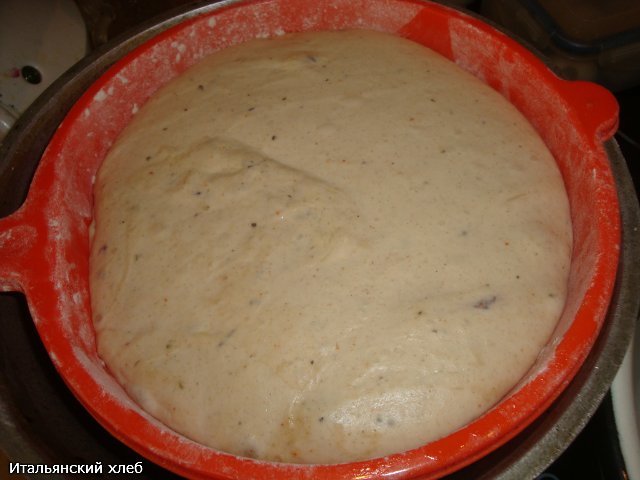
(0, 0, 620, 478)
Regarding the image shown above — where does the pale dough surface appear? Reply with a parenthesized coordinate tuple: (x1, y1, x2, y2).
(90, 30, 572, 464)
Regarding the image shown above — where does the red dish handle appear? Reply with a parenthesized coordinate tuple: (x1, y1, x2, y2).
(566, 80, 619, 143)
(0, 203, 46, 293)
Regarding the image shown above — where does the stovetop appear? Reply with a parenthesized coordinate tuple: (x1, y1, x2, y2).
(0, 1, 639, 479)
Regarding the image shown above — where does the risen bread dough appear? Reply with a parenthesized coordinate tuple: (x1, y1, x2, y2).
(90, 30, 572, 464)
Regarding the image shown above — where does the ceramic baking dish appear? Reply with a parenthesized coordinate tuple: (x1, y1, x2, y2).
(0, 0, 625, 478)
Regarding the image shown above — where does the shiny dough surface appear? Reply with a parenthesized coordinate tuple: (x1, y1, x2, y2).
(90, 30, 572, 464)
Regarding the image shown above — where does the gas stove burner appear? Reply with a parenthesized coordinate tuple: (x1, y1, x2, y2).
(0, 0, 87, 141)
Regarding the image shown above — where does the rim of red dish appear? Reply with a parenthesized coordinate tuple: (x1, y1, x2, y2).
(0, 0, 620, 478)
